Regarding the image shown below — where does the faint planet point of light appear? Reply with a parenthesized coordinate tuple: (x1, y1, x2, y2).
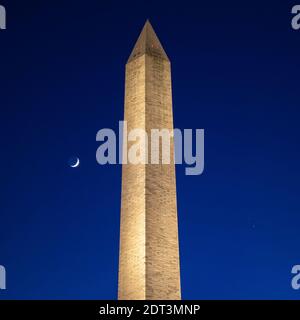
(68, 156, 80, 168)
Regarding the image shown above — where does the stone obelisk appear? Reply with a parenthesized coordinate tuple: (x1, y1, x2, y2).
(118, 20, 181, 300)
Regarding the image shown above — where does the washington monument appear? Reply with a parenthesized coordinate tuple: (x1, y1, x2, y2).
(118, 20, 181, 300)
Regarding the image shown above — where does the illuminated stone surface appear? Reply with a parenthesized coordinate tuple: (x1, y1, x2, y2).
(118, 21, 181, 300)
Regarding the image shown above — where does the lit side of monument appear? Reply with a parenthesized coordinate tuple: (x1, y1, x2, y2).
(118, 20, 181, 300)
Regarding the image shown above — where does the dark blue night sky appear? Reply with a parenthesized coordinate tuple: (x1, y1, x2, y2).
(1, 0, 300, 299)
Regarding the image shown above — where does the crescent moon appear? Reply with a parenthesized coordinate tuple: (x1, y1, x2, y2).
(71, 158, 80, 168)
